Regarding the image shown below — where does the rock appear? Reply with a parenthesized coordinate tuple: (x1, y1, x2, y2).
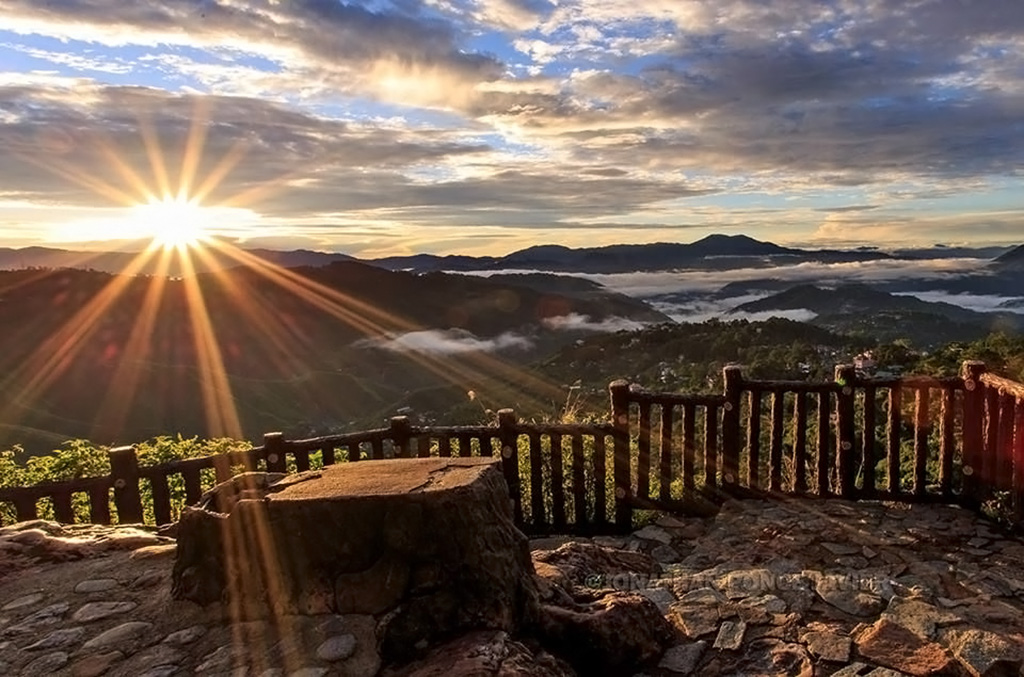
(801, 630, 851, 662)
(822, 542, 861, 556)
(855, 618, 957, 676)
(5, 601, 69, 633)
(72, 600, 137, 622)
(172, 461, 540, 663)
(82, 621, 154, 651)
(538, 592, 673, 675)
(384, 630, 573, 676)
(657, 641, 706, 675)
(727, 639, 813, 677)
(637, 587, 676, 613)
(129, 544, 177, 560)
(814, 575, 885, 617)
(634, 525, 673, 544)
(70, 650, 124, 677)
(162, 624, 206, 645)
(651, 545, 681, 563)
(881, 597, 962, 639)
(677, 588, 726, 606)
(668, 605, 720, 638)
(739, 594, 787, 614)
(533, 542, 660, 588)
(24, 626, 86, 650)
(196, 644, 245, 673)
(712, 621, 746, 650)
(948, 628, 1022, 677)
(830, 664, 871, 677)
(719, 569, 775, 599)
(316, 634, 357, 662)
(23, 650, 69, 674)
(74, 578, 120, 594)
(288, 669, 328, 677)
(1, 592, 44, 611)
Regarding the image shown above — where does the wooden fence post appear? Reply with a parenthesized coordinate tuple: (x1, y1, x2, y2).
(961, 361, 986, 507)
(390, 416, 412, 458)
(721, 365, 743, 489)
(264, 432, 287, 473)
(497, 409, 522, 525)
(609, 380, 632, 532)
(835, 364, 857, 499)
(108, 445, 144, 524)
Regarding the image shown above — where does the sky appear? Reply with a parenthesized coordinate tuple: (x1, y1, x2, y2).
(1, 0, 1023, 257)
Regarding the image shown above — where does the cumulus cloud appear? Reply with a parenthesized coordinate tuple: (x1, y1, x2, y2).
(541, 313, 646, 332)
(355, 329, 532, 354)
(2, 0, 1024, 250)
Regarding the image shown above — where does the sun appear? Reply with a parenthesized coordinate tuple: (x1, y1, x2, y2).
(131, 195, 210, 250)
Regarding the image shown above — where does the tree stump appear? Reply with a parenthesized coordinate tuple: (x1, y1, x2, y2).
(171, 458, 539, 661)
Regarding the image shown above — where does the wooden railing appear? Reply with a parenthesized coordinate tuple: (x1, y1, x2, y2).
(2, 360, 1023, 534)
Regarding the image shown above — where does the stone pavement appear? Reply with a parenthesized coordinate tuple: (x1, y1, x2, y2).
(2, 498, 1024, 676)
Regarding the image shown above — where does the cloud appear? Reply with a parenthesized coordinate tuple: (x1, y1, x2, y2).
(895, 291, 1024, 315)
(541, 313, 646, 332)
(354, 329, 532, 354)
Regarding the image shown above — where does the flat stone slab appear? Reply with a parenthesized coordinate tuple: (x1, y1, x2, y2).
(268, 457, 500, 502)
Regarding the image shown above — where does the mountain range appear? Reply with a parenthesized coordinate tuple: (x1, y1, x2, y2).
(0, 262, 666, 454)
(2, 234, 1017, 276)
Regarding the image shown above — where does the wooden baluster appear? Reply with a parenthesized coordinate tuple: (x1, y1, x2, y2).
(914, 388, 931, 496)
(683, 403, 696, 491)
(861, 385, 877, 497)
(637, 402, 652, 500)
(497, 410, 522, 525)
(887, 387, 902, 495)
(183, 468, 203, 506)
(721, 366, 742, 488)
(659, 404, 674, 501)
(960, 361, 986, 505)
(998, 392, 1016, 491)
(984, 387, 1000, 489)
(264, 432, 287, 472)
(13, 492, 37, 522)
(1014, 399, 1024, 522)
(371, 437, 384, 460)
(52, 490, 75, 524)
(89, 486, 111, 524)
(529, 432, 545, 530)
(550, 434, 566, 531)
(109, 445, 144, 524)
(817, 391, 831, 495)
(939, 387, 955, 498)
(793, 391, 808, 493)
(321, 445, 336, 466)
(151, 472, 173, 526)
(835, 365, 857, 499)
(391, 416, 412, 459)
(293, 448, 311, 472)
(416, 435, 432, 458)
(439, 436, 452, 458)
(572, 434, 587, 527)
(593, 433, 607, 527)
(213, 455, 232, 484)
(610, 381, 632, 531)
(705, 404, 719, 488)
(747, 391, 762, 490)
(769, 391, 785, 492)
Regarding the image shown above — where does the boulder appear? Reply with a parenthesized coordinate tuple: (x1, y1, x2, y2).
(383, 631, 574, 676)
(855, 619, 958, 676)
(171, 459, 539, 662)
(536, 591, 673, 675)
